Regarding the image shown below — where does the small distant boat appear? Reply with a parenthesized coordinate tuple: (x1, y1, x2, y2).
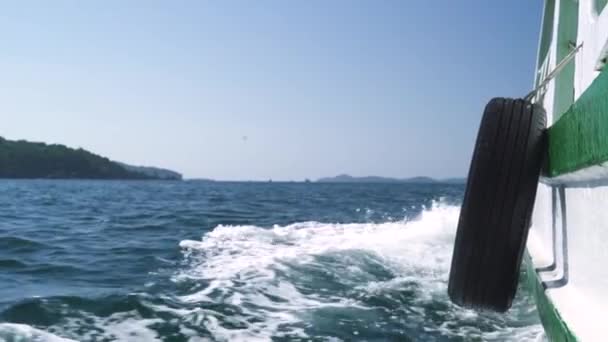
(448, 1, 608, 340)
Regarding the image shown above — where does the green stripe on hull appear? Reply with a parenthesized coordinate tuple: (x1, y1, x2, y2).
(547, 68, 608, 177)
(523, 254, 577, 341)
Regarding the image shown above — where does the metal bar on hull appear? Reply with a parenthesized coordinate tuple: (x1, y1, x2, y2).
(525, 43, 583, 102)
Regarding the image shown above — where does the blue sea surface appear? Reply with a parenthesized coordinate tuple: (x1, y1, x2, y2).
(0, 180, 542, 341)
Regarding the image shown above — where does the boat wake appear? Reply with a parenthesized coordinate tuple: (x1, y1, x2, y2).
(0, 201, 542, 341)
(174, 200, 542, 341)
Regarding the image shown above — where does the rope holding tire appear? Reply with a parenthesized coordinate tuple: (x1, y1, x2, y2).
(448, 98, 546, 312)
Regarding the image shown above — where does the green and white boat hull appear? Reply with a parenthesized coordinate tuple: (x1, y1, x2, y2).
(527, 0, 608, 340)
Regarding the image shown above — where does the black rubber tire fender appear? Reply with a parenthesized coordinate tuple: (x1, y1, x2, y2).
(448, 98, 546, 312)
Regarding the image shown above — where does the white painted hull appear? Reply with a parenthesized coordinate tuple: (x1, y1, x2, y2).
(528, 1, 608, 340)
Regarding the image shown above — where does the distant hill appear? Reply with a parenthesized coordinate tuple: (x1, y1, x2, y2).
(0, 137, 181, 180)
(117, 163, 182, 180)
(316, 174, 464, 184)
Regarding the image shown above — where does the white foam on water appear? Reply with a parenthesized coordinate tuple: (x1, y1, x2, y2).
(8, 311, 165, 342)
(68, 313, 162, 342)
(176, 201, 544, 341)
(2, 201, 543, 341)
(0, 323, 76, 342)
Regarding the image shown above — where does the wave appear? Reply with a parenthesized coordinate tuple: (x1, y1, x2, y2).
(175, 201, 542, 341)
(0, 201, 542, 341)
(0, 259, 28, 269)
(0, 295, 166, 342)
(0, 323, 76, 342)
(0, 236, 49, 252)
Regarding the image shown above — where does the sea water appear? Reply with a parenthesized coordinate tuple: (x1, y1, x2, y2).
(0, 180, 542, 341)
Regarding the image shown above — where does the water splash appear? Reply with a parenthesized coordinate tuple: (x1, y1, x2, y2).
(0, 199, 542, 341)
(174, 201, 542, 341)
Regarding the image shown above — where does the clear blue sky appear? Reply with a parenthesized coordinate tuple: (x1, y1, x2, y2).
(1, 1, 542, 180)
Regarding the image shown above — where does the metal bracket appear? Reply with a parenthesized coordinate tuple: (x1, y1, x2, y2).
(536, 186, 569, 289)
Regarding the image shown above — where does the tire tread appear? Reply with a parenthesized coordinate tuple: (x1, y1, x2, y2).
(448, 98, 546, 312)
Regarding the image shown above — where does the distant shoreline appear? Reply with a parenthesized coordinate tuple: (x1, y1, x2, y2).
(184, 176, 466, 184)
(0, 177, 466, 183)
(315, 174, 466, 184)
